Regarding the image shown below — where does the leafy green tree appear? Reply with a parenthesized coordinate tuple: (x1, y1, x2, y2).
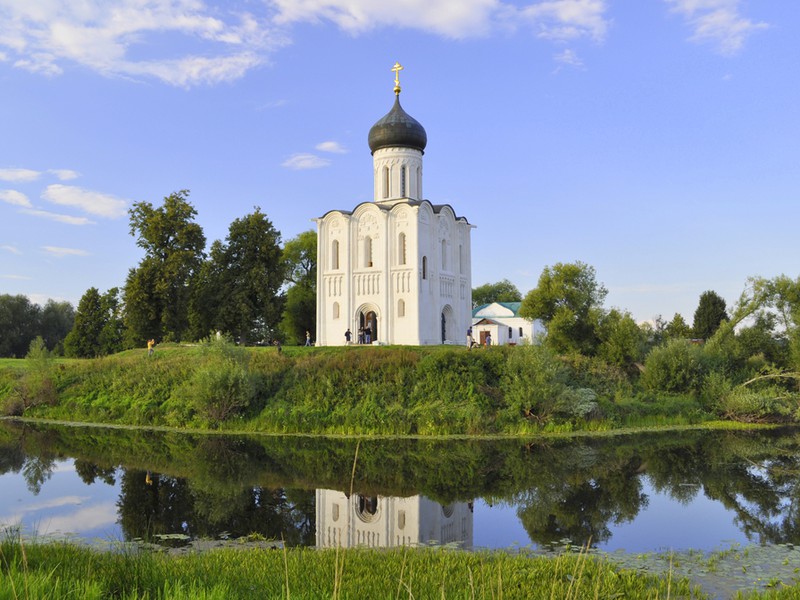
(596, 309, 646, 368)
(472, 279, 522, 308)
(692, 290, 728, 340)
(0, 294, 41, 358)
(519, 262, 607, 355)
(64, 288, 104, 358)
(664, 313, 692, 340)
(280, 230, 317, 344)
(124, 190, 206, 344)
(193, 208, 284, 345)
(39, 300, 75, 355)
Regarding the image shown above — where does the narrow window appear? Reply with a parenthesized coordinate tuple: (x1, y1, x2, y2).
(417, 167, 422, 199)
(459, 244, 464, 274)
(400, 165, 406, 197)
(331, 239, 339, 270)
(441, 239, 447, 270)
(398, 232, 406, 265)
(333, 302, 340, 319)
(365, 236, 373, 268)
(398, 299, 405, 317)
(519, 327, 523, 337)
(383, 166, 390, 198)
(422, 256, 427, 280)
(508, 327, 513, 339)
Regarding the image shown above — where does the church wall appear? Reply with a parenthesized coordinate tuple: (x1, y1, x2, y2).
(372, 147, 423, 201)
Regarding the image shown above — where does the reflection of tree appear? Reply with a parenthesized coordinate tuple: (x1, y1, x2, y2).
(116, 468, 314, 545)
(513, 445, 647, 546)
(74, 459, 116, 486)
(22, 456, 55, 494)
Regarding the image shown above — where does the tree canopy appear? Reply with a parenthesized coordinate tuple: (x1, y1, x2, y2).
(280, 230, 317, 345)
(472, 279, 522, 308)
(692, 290, 728, 340)
(519, 262, 608, 355)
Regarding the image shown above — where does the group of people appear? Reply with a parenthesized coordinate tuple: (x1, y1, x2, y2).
(466, 326, 490, 350)
(344, 325, 373, 345)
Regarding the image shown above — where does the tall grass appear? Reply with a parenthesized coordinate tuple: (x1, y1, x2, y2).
(0, 532, 710, 599)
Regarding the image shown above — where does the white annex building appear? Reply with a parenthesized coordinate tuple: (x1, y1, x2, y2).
(316, 489, 474, 549)
(472, 302, 546, 346)
(315, 64, 474, 346)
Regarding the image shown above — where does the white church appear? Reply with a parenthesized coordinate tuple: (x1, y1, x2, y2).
(315, 64, 474, 346)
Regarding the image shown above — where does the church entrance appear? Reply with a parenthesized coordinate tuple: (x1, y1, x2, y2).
(359, 310, 378, 344)
(441, 305, 454, 344)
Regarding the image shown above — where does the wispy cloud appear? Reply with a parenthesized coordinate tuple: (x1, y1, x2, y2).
(0, 274, 31, 280)
(0, 168, 40, 182)
(282, 153, 331, 170)
(49, 169, 80, 181)
(42, 246, 90, 257)
(316, 141, 348, 154)
(20, 208, 95, 226)
(554, 48, 584, 68)
(1, 245, 21, 254)
(0, 1, 286, 87)
(34, 502, 118, 537)
(42, 184, 127, 218)
(0, 190, 32, 207)
(517, 0, 609, 42)
(664, 0, 768, 55)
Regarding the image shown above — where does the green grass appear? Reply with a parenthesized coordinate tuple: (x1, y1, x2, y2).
(1, 342, 787, 436)
(0, 535, 710, 599)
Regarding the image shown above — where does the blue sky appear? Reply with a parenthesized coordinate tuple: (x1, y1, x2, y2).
(1, 0, 797, 324)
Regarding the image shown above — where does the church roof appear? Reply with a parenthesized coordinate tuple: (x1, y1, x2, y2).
(317, 199, 471, 224)
(368, 94, 427, 155)
(472, 302, 523, 318)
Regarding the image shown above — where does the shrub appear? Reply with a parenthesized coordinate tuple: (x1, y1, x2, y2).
(641, 339, 707, 394)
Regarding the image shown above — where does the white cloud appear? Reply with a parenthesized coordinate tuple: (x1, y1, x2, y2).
(316, 141, 348, 154)
(1, 274, 31, 280)
(42, 246, 90, 257)
(282, 153, 332, 170)
(0, 168, 40, 182)
(42, 184, 127, 218)
(517, 0, 609, 42)
(664, 0, 768, 55)
(20, 208, 95, 225)
(0, 1, 286, 87)
(49, 169, 80, 181)
(554, 48, 584, 68)
(0, 189, 32, 207)
(34, 502, 118, 537)
(272, 0, 499, 38)
(1, 244, 21, 254)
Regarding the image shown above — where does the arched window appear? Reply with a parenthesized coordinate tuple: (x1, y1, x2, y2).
(441, 239, 447, 270)
(331, 239, 339, 270)
(333, 302, 340, 319)
(382, 166, 390, 198)
(398, 232, 406, 265)
(422, 255, 427, 280)
(398, 299, 405, 317)
(364, 236, 373, 268)
(400, 165, 406, 197)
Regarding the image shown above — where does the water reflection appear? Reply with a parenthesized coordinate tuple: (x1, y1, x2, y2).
(316, 490, 473, 548)
(0, 420, 799, 551)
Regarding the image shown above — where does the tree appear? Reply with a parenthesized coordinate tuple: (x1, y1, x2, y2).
(0, 294, 40, 358)
(519, 262, 607, 355)
(193, 208, 284, 345)
(64, 288, 107, 358)
(692, 290, 728, 340)
(124, 190, 206, 344)
(472, 279, 522, 308)
(664, 313, 692, 340)
(596, 309, 646, 368)
(39, 300, 75, 355)
(280, 230, 317, 344)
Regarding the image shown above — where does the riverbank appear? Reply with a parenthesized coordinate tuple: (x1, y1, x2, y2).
(0, 340, 795, 435)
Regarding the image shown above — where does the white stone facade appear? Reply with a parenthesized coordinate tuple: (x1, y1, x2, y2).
(472, 302, 545, 346)
(315, 94, 473, 347)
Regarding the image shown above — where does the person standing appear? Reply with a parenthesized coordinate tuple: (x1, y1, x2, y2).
(485, 332, 492, 347)
(365, 325, 372, 344)
(358, 326, 365, 344)
(147, 339, 155, 357)
(345, 328, 352, 344)
(467, 327, 473, 350)
(305, 331, 312, 346)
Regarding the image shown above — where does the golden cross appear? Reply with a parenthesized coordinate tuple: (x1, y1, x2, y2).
(391, 62, 403, 94)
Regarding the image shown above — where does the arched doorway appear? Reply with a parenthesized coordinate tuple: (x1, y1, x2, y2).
(441, 305, 455, 344)
(357, 306, 379, 344)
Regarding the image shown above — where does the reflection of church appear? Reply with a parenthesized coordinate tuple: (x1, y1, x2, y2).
(316, 489, 473, 549)
(315, 64, 474, 346)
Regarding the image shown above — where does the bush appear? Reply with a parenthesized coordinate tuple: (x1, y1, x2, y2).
(641, 339, 707, 394)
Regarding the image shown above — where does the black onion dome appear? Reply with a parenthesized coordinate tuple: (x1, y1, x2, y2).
(368, 95, 427, 154)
